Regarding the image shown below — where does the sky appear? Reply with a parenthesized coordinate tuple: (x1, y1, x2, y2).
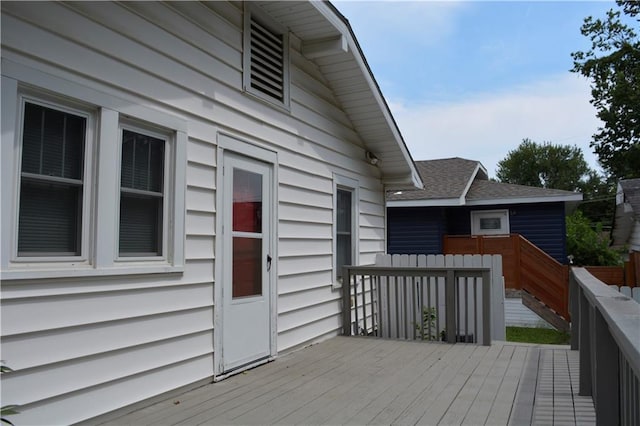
(333, 0, 619, 178)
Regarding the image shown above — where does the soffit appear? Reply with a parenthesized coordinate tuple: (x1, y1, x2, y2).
(254, 1, 422, 189)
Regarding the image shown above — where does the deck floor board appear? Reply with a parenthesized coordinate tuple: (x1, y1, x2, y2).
(97, 336, 595, 425)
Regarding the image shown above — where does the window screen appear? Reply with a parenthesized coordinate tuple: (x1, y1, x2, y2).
(18, 102, 86, 255)
(119, 129, 164, 256)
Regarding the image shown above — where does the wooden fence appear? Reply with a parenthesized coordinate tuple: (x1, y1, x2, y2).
(341, 254, 506, 346)
(585, 251, 639, 288)
(444, 234, 569, 320)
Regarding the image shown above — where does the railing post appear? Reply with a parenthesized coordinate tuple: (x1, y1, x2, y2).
(342, 266, 351, 336)
(482, 270, 491, 346)
(569, 271, 579, 350)
(594, 307, 619, 425)
(445, 270, 456, 343)
(579, 286, 592, 396)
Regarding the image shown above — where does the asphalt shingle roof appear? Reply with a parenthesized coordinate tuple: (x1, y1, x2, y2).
(387, 158, 481, 201)
(388, 157, 581, 204)
(466, 179, 578, 201)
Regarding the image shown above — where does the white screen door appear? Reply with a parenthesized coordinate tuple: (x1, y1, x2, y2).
(220, 151, 273, 373)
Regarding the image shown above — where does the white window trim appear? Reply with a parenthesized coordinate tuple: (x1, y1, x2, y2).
(470, 209, 510, 236)
(9, 90, 96, 266)
(332, 174, 359, 289)
(114, 120, 171, 263)
(1, 74, 186, 280)
(243, 3, 290, 110)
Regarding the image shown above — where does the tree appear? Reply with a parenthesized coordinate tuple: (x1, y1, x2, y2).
(566, 211, 622, 266)
(497, 139, 616, 226)
(575, 170, 616, 228)
(496, 139, 590, 191)
(571, 0, 640, 180)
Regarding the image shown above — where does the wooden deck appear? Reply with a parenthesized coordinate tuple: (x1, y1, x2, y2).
(98, 337, 595, 425)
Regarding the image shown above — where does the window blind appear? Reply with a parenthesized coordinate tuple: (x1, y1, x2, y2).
(18, 102, 85, 255)
(119, 129, 164, 256)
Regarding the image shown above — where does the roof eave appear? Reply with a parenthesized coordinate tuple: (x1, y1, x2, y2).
(308, 1, 423, 190)
(465, 193, 583, 206)
(387, 198, 464, 208)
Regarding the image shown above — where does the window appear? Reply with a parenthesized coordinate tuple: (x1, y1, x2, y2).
(2, 72, 186, 279)
(471, 210, 510, 235)
(243, 5, 290, 107)
(336, 189, 352, 281)
(333, 175, 359, 286)
(119, 128, 166, 257)
(17, 99, 91, 258)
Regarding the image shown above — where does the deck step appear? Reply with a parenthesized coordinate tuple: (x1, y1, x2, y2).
(522, 291, 570, 332)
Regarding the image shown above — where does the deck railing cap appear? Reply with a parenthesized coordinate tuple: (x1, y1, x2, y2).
(572, 267, 640, 378)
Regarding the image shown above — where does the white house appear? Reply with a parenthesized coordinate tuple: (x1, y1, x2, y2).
(612, 178, 640, 253)
(0, 2, 422, 423)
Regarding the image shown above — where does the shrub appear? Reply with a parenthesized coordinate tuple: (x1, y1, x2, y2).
(566, 211, 622, 266)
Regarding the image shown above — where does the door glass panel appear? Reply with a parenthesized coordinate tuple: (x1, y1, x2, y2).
(233, 169, 262, 233)
(232, 237, 262, 298)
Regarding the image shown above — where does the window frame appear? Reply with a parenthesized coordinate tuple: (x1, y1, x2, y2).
(1, 71, 186, 280)
(470, 209, 510, 236)
(115, 120, 172, 262)
(332, 174, 359, 288)
(243, 3, 291, 109)
(11, 91, 96, 265)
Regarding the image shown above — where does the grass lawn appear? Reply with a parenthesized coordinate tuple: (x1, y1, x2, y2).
(506, 326, 571, 345)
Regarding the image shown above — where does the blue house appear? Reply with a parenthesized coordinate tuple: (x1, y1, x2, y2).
(387, 158, 582, 264)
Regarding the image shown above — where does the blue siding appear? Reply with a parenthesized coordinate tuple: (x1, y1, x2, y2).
(387, 207, 445, 254)
(387, 202, 568, 263)
(445, 209, 471, 235)
(446, 203, 568, 263)
(509, 202, 567, 263)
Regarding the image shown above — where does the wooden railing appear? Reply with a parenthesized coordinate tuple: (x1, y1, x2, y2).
(570, 267, 640, 425)
(518, 235, 569, 320)
(341, 254, 506, 346)
(444, 234, 569, 320)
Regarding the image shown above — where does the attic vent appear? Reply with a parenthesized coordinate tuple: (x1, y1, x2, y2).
(250, 18, 284, 102)
(243, 6, 289, 107)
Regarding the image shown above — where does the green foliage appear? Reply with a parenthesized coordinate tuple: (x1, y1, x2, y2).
(566, 211, 622, 266)
(506, 326, 570, 345)
(414, 306, 440, 341)
(496, 139, 617, 226)
(576, 171, 617, 228)
(496, 139, 590, 191)
(571, 0, 640, 180)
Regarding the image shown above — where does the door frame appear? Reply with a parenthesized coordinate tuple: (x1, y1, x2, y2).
(214, 132, 278, 379)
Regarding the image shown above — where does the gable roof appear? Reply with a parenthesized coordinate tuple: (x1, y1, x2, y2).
(256, 2, 422, 189)
(387, 157, 582, 207)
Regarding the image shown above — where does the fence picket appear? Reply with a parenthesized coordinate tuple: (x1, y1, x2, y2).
(343, 254, 505, 345)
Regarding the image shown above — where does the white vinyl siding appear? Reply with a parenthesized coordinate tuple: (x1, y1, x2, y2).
(0, 2, 387, 423)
